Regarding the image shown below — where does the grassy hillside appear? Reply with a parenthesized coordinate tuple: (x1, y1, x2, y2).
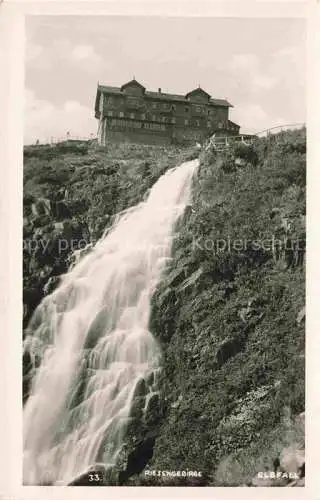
(143, 128, 306, 485)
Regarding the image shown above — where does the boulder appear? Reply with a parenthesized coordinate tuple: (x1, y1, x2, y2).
(280, 446, 305, 477)
(145, 371, 155, 386)
(133, 378, 147, 398)
(296, 307, 305, 325)
(118, 435, 156, 485)
(52, 200, 72, 221)
(235, 157, 246, 167)
(54, 222, 64, 232)
(129, 398, 145, 421)
(43, 276, 60, 295)
(216, 335, 246, 367)
(83, 307, 108, 350)
(145, 393, 161, 426)
(31, 198, 51, 217)
(171, 393, 183, 409)
(269, 207, 282, 219)
(295, 411, 305, 429)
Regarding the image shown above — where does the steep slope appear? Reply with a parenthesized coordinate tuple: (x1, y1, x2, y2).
(141, 129, 305, 486)
(23, 130, 306, 486)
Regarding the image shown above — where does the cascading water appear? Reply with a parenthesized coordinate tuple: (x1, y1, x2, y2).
(23, 158, 199, 485)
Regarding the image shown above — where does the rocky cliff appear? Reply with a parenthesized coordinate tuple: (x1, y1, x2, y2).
(23, 140, 196, 403)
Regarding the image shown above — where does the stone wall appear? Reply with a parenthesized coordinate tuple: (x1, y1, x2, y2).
(102, 121, 212, 146)
(105, 129, 171, 145)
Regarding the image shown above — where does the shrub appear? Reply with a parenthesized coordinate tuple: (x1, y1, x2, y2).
(149, 129, 306, 482)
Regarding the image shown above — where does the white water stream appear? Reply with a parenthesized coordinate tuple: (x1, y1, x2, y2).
(23, 158, 199, 485)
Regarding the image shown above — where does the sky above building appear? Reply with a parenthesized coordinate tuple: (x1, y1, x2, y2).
(25, 15, 306, 144)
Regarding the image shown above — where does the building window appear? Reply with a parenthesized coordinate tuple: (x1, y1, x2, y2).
(207, 121, 211, 128)
(107, 111, 113, 117)
(196, 106, 201, 113)
(208, 110, 211, 116)
(218, 122, 223, 129)
(171, 105, 176, 111)
(141, 113, 146, 120)
(127, 97, 141, 108)
(130, 113, 135, 119)
(152, 103, 157, 109)
(184, 119, 189, 126)
(172, 118, 176, 124)
(119, 111, 124, 118)
(196, 120, 200, 127)
(185, 107, 189, 113)
(152, 115, 156, 121)
(161, 117, 166, 123)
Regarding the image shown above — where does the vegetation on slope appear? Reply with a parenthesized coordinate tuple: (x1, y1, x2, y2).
(139, 128, 305, 486)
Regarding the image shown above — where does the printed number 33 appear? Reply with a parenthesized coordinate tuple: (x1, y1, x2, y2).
(89, 473, 101, 482)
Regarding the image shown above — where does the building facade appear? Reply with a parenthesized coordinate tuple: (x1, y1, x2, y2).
(95, 79, 240, 146)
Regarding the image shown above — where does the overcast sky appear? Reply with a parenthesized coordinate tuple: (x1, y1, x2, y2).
(25, 16, 306, 144)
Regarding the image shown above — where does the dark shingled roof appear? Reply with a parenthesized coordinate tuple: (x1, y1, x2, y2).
(210, 98, 233, 107)
(185, 87, 211, 99)
(145, 90, 188, 102)
(121, 79, 146, 91)
(95, 82, 233, 115)
(228, 119, 240, 128)
(98, 85, 123, 94)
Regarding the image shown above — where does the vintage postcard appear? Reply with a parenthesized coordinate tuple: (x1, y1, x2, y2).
(0, 1, 316, 499)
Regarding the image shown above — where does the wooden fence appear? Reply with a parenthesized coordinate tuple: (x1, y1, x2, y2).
(28, 134, 97, 146)
(255, 123, 306, 138)
(205, 134, 255, 152)
(205, 123, 305, 152)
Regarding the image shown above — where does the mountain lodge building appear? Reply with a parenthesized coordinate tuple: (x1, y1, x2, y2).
(95, 79, 240, 145)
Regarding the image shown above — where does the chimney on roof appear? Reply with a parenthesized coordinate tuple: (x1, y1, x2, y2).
(158, 87, 162, 93)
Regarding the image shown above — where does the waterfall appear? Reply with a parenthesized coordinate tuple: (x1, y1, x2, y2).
(23, 158, 199, 485)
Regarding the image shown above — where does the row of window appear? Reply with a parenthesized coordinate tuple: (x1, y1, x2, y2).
(152, 102, 172, 110)
(108, 114, 227, 129)
(108, 97, 173, 111)
(110, 119, 166, 131)
(152, 103, 209, 114)
(106, 97, 216, 115)
(144, 123, 166, 131)
(111, 119, 142, 128)
(184, 119, 216, 128)
(107, 110, 177, 123)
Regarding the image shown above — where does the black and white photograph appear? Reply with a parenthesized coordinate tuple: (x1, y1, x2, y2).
(19, 10, 307, 489)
